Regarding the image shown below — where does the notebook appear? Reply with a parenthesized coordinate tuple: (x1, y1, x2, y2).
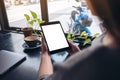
(0, 50, 26, 77)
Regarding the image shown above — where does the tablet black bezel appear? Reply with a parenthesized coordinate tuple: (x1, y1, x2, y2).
(40, 21, 70, 54)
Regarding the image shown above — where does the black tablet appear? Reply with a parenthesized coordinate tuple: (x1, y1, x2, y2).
(41, 21, 70, 54)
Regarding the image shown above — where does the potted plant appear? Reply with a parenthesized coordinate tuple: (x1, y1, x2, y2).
(22, 26, 33, 37)
(22, 10, 45, 37)
(67, 31, 100, 49)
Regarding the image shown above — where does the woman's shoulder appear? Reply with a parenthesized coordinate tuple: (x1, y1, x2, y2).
(55, 46, 120, 69)
(90, 33, 105, 50)
(51, 46, 120, 80)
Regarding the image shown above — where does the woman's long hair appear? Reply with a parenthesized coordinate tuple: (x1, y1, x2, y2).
(90, 0, 120, 46)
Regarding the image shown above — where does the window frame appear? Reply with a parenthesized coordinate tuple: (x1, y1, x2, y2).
(0, 0, 9, 31)
(40, 0, 49, 22)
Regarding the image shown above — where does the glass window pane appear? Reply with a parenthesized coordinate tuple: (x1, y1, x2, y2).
(48, 0, 102, 35)
(48, 0, 79, 33)
(4, 0, 42, 29)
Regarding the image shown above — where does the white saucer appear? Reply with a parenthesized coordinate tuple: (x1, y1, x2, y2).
(22, 41, 41, 49)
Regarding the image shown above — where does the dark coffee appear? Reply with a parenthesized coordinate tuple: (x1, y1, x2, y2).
(24, 36, 38, 41)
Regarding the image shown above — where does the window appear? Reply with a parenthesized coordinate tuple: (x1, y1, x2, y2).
(48, 0, 81, 33)
(4, 0, 41, 29)
(0, 0, 49, 31)
(0, 0, 102, 34)
(47, 0, 102, 34)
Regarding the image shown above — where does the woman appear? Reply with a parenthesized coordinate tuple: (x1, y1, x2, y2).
(38, 0, 120, 80)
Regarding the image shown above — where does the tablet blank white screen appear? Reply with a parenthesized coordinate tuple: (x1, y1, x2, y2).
(42, 24, 69, 51)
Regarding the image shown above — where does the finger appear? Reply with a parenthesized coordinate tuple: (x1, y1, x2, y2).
(68, 40, 80, 51)
(42, 36, 47, 51)
(68, 40, 77, 47)
(41, 36, 44, 49)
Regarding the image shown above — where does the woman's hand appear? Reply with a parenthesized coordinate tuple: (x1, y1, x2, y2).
(41, 36, 49, 56)
(68, 40, 80, 55)
(38, 36, 53, 77)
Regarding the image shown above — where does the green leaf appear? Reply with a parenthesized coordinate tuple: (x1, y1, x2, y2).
(67, 33, 71, 39)
(84, 33, 88, 39)
(83, 38, 91, 46)
(28, 20, 34, 25)
(30, 10, 37, 19)
(93, 33, 100, 38)
(37, 19, 45, 24)
(33, 20, 36, 22)
(24, 14, 30, 21)
(80, 31, 88, 39)
(72, 34, 75, 37)
(80, 31, 86, 37)
(71, 34, 75, 40)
